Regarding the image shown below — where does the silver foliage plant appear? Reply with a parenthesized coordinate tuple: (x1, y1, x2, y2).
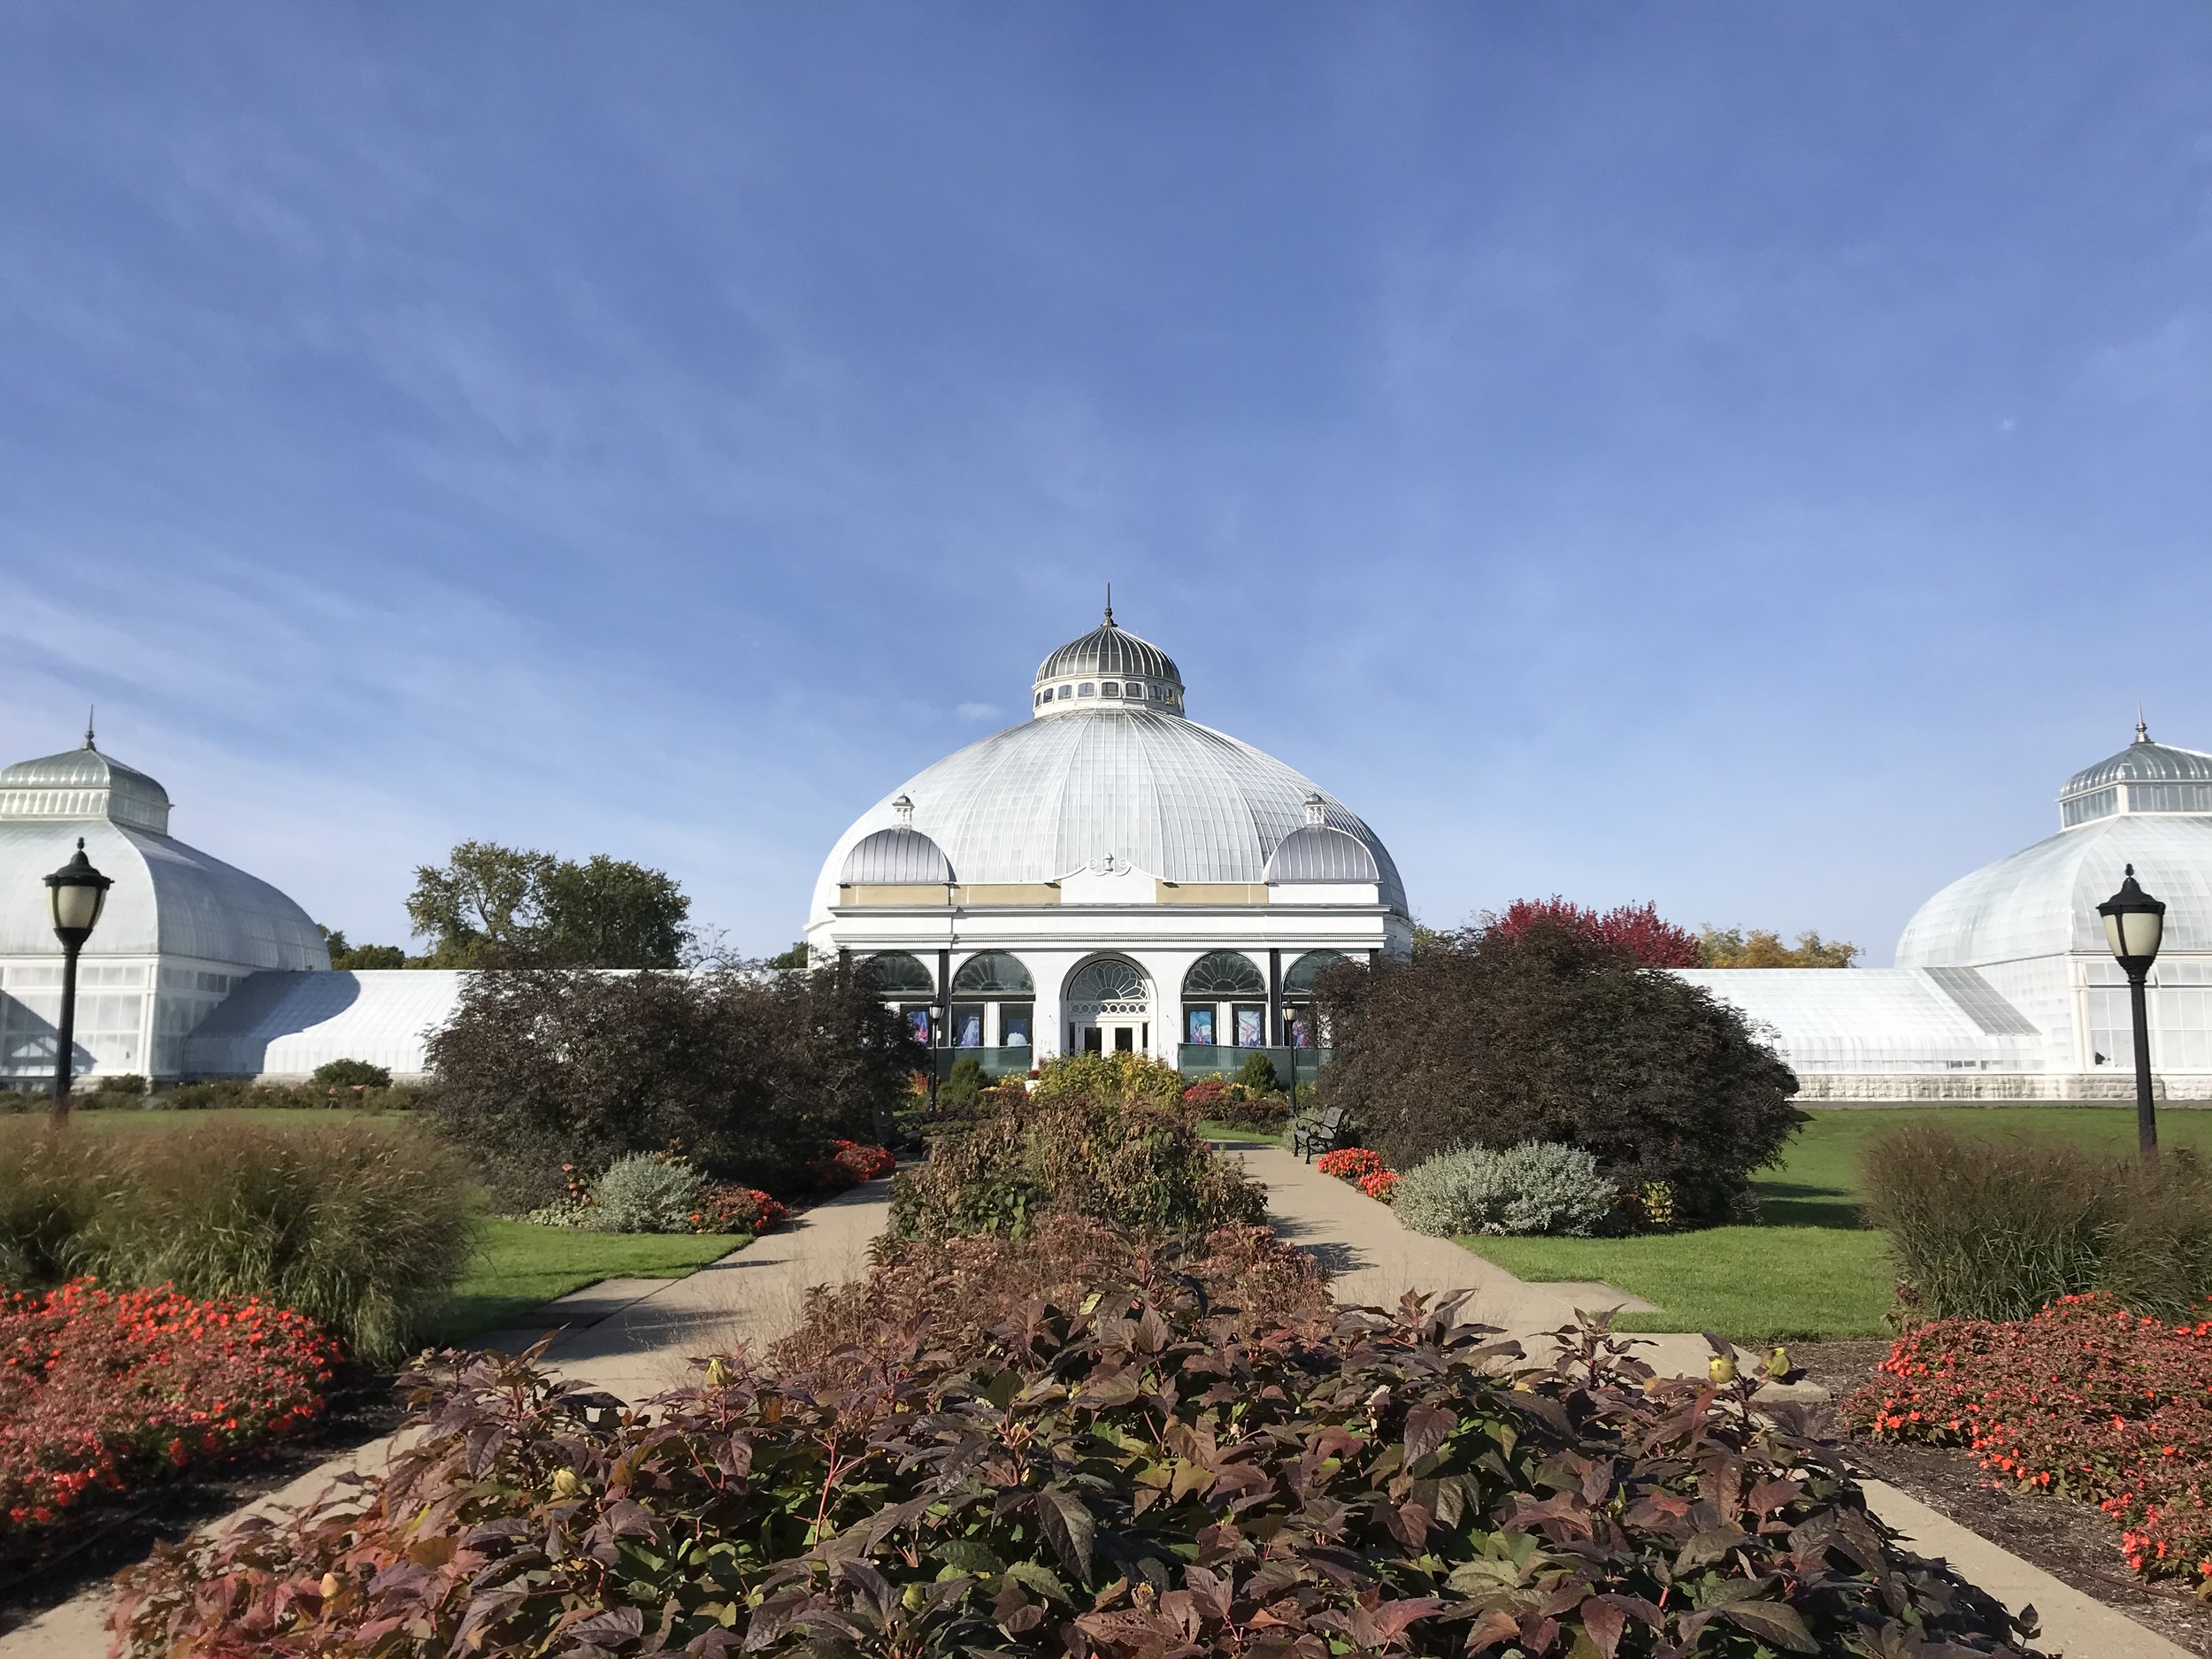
(584, 1151, 705, 1234)
(1393, 1140, 1615, 1238)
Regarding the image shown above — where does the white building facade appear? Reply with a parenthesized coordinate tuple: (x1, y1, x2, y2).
(805, 608, 1413, 1078)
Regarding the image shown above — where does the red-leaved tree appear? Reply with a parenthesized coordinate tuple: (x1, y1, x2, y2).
(1486, 896, 1700, 968)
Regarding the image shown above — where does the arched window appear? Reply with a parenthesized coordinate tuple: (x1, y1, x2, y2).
(1057, 685, 1071, 700)
(1182, 951, 1264, 997)
(1078, 682, 1096, 697)
(1067, 957, 1147, 1003)
(1283, 950, 1350, 997)
(950, 952, 1033, 995)
(1102, 681, 1122, 697)
(1125, 682, 1144, 697)
(860, 951, 933, 994)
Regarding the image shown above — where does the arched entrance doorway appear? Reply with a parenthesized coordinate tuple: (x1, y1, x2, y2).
(1064, 956, 1152, 1056)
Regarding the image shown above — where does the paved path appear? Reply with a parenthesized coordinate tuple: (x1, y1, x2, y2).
(0, 1182, 895, 1659)
(1225, 1140, 1715, 1376)
(1228, 1137, 2195, 1659)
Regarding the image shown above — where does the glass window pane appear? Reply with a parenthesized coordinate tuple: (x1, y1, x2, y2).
(1234, 1006, 1264, 1047)
(1186, 1005, 1215, 1044)
(1002, 1007, 1033, 1047)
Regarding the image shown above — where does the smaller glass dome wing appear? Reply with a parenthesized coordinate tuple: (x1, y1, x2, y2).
(1284, 949, 1351, 995)
(861, 951, 934, 993)
(1264, 825, 1381, 884)
(839, 826, 954, 885)
(1182, 950, 1264, 997)
(950, 951, 1033, 995)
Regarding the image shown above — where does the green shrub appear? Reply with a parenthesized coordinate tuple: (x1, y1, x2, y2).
(428, 966, 918, 1209)
(1233, 1049, 1280, 1092)
(583, 1152, 704, 1234)
(111, 1260, 2042, 1659)
(888, 1084, 1263, 1242)
(309, 1058, 393, 1089)
(0, 1124, 120, 1284)
(94, 1119, 480, 1365)
(1317, 918, 1801, 1222)
(1394, 1141, 1617, 1238)
(89, 1072, 148, 1101)
(1861, 1127, 2212, 1324)
(937, 1054, 985, 1109)
(1026, 1049, 1185, 1109)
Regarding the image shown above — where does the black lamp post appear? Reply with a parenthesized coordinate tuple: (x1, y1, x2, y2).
(2097, 864, 2166, 1161)
(43, 836, 112, 1127)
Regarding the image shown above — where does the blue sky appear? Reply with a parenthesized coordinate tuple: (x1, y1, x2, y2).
(2, 4, 2208, 962)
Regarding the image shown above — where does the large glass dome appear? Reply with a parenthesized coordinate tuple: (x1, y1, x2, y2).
(1898, 722, 2212, 966)
(811, 611, 1405, 919)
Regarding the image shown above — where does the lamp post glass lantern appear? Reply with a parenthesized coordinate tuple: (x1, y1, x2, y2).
(2097, 863, 2166, 1160)
(43, 836, 113, 1122)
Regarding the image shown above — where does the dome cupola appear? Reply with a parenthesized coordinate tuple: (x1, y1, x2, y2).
(1031, 597, 1185, 717)
(2059, 718, 2212, 828)
(0, 724, 171, 834)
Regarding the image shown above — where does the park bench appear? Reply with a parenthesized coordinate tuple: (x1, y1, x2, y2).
(1292, 1105, 1348, 1162)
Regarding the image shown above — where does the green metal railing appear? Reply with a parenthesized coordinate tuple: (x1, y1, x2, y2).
(931, 1045, 1039, 1080)
(1176, 1044, 1331, 1093)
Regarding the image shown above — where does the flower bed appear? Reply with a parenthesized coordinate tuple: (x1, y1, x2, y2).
(1315, 1144, 1385, 1180)
(2, 1279, 338, 1538)
(1847, 1293, 2212, 1586)
(111, 1273, 2041, 1657)
(690, 1183, 787, 1236)
(1356, 1166, 1400, 1202)
(809, 1139, 895, 1191)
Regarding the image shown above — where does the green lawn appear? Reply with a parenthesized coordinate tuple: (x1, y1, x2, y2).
(428, 1219, 744, 1343)
(1458, 1107, 2212, 1342)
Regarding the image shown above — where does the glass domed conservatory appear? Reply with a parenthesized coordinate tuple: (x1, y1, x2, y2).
(808, 606, 1410, 1078)
(0, 730, 329, 1082)
(1678, 721, 2212, 1100)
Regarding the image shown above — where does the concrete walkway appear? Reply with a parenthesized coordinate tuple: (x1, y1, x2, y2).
(0, 1182, 895, 1659)
(1225, 1140, 1715, 1376)
(1228, 1138, 2195, 1659)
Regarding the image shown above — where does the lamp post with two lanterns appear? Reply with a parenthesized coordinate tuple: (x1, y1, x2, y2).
(2096, 863, 2166, 1163)
(43, 836, 112, 1127)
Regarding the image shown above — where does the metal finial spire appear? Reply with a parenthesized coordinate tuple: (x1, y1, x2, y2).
(2136, 705, 2150, 744)
(1103, 583, 1114, 626)
(82, 707, 96, 751)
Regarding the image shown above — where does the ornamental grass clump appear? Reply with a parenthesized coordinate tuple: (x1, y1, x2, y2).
(1394, 1141, 1617, 1239)
(111, 1256, 2046, 1658)
(1847, 1293, 2212, 1587)
(94, 1118, 480, 1367)
(0, 1123, 120, 1285)
(887, 1071, 1263, 1241)
(1861, 1126, 2212, 1323)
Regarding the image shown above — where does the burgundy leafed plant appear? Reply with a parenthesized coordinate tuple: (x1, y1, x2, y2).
(1489, 896, 1701, 969)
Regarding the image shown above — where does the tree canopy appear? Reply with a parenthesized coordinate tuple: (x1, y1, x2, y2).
(403, 841, 693, 968)
(1696, 926, 1860, 968)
